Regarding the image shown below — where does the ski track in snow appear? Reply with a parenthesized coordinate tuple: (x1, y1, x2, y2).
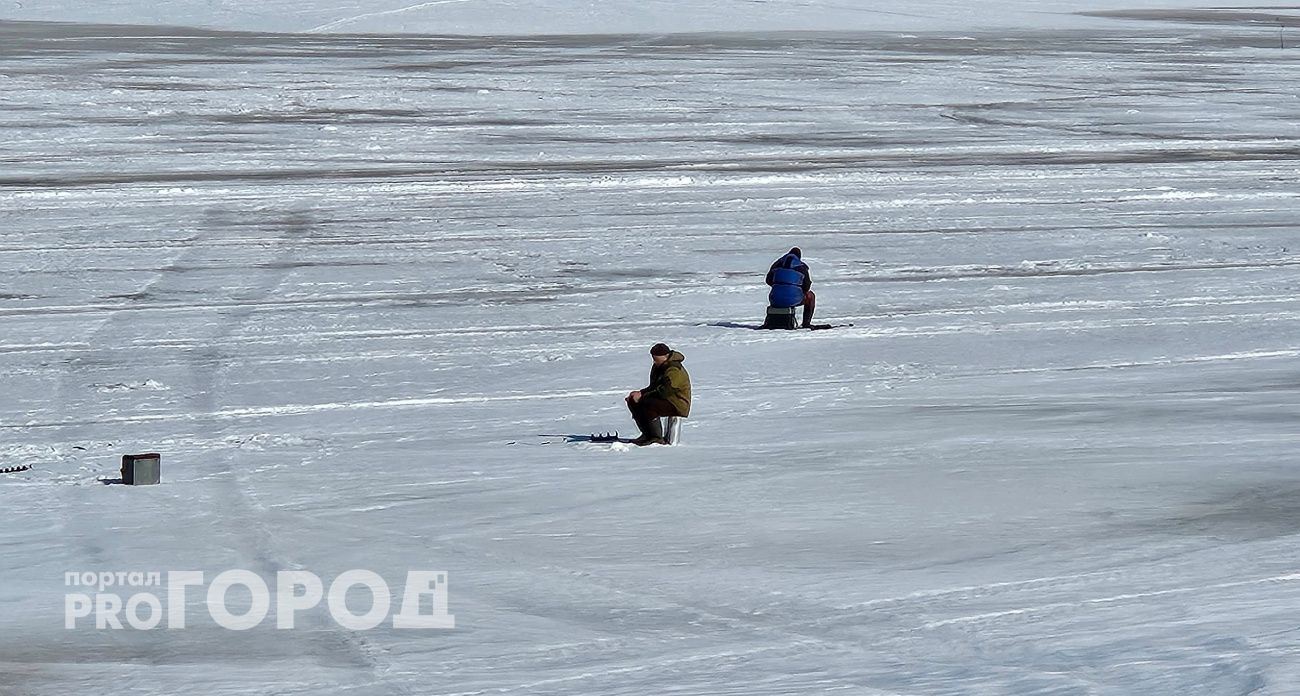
(2, 16, 1300, 696)
(305, 0, 481, 34)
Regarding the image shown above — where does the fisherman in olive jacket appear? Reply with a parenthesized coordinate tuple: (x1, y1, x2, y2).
(625, 343, 691, 446)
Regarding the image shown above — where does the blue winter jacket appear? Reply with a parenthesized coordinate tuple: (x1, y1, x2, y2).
(766, 253, 811, 307)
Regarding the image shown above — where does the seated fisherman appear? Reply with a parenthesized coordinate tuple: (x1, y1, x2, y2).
(766, 247, 815, 328)
(625, 343, 692, 446)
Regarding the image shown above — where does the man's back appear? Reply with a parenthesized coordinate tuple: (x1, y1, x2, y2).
(767, 252, 811, 307)
(646, 350, 691, 417)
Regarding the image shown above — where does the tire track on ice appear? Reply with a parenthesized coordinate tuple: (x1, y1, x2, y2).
(42, 208, 416, 693)
(180, 211, 417, 694)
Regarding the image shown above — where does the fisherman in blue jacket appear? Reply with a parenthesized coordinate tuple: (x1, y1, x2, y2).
(765, 247, 815, 328)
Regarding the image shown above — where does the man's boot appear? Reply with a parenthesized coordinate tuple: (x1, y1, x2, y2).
(632, 417, 666, 446)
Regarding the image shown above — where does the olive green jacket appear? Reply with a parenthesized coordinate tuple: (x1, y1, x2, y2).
(642, 351, 691, 417)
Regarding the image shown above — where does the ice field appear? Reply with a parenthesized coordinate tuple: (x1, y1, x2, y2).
(2, 5, 1300, 695)
(0, 0, 1285, 35)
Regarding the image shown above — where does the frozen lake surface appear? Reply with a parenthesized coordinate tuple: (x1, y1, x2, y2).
(2, 14, 1300, 695)
(0, 0, 1291, 35)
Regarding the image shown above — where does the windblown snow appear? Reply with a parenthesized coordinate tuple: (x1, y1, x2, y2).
(1, 5, 1299, 696)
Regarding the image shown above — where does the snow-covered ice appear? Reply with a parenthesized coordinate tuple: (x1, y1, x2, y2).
(2, 6, 1300, 695)
(1, 0, 1296, 34)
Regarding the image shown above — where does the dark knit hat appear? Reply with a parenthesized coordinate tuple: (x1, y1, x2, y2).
(789, 246, 801, 257)
(650, 343, 671, 356)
